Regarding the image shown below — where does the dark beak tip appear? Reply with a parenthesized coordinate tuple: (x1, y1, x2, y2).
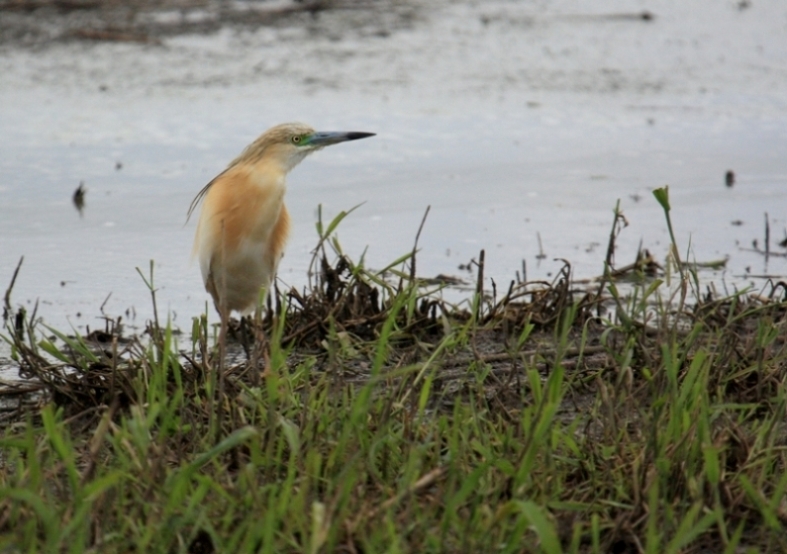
(347, 132, 376, 141)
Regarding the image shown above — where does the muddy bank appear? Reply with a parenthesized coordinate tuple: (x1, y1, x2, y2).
(0, 0, 414, 47)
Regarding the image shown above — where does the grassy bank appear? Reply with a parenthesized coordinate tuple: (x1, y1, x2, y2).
(1, 191, 786, 553)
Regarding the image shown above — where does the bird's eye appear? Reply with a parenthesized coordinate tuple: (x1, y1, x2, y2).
(292, 135, 302, 144)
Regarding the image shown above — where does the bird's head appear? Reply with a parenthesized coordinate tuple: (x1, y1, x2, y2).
(232, 122, 375, 173)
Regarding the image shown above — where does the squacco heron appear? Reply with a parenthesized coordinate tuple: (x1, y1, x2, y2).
(187, 122, 374, 323)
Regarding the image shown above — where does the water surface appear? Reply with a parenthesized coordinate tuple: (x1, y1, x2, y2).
(1, 0, 786, 337)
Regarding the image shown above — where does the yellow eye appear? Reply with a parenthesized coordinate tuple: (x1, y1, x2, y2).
(292, 135, 302, 144)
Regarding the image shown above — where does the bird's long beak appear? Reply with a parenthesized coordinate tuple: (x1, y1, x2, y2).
(307, 131, 376, 147)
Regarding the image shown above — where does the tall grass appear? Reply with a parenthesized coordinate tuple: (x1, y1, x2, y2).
(1, 196, 786, 552)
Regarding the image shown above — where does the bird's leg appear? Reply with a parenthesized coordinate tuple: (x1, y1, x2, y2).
(217, 309, 228, 365)
(249, 305, 271, 387)
(261, 327, 271, 381)
(213, 304, 228, 440)
(238, 315, 254, 360)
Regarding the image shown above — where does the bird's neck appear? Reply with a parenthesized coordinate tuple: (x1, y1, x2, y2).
(251, 157, 289, 179)
(256, 144, 311, 175)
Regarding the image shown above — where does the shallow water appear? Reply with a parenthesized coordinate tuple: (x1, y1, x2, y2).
(1, 0, 786, 340)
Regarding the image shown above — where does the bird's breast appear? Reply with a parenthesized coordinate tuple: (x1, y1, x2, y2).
(244, 168, 286, 240)
(207, 166, 285, 246)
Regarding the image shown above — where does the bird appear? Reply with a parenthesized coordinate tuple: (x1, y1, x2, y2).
(72, 181, 86, 217)
(187, 122, 375, 326)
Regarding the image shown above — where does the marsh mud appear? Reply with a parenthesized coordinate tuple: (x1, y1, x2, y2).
(1, 0, 786, 340)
